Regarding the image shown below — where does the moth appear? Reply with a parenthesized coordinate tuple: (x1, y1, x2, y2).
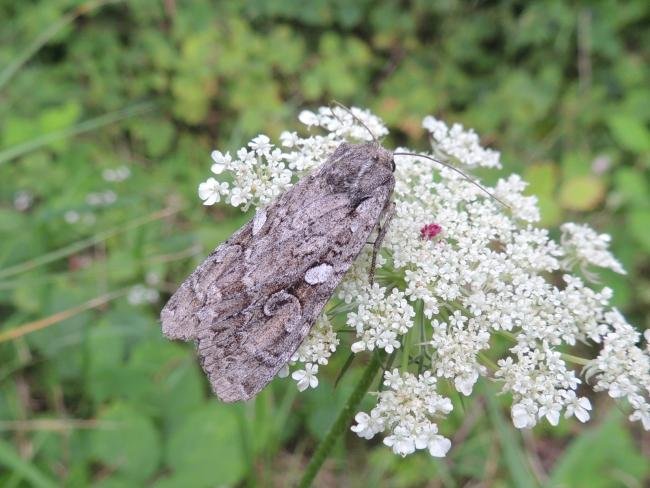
(160, 139, 396, 402)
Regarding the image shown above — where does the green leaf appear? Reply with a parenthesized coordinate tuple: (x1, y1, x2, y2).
(559, 176, 606, 211)
(131, 118, 175, 158)
(2, 117, 40, 147)
(607, 114, 650, 153)
(165, 404, 246, 487)
(127, 340, 205, 427)
(524, 163, 563, 225)
(0, 102, 156, 165)
(86, 321, 127, 404)
(39, 101, 81, 133)
(629, 208, 650, 252)
(561, 151, 591, 179)
(525, 163, 559, 195)
(90, 403, 161, 482)
(548, 411, 649, 487)
(614, 167, 649, 206)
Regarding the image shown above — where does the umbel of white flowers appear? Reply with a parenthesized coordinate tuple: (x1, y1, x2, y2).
(198, 107, 650, 458)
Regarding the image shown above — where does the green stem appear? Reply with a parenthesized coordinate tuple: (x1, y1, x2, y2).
(561, 352, 590, 366)
(298, 353, 382, 488)
(401, 323, 412, 372)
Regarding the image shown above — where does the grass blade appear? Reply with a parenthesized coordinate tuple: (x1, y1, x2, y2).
(0, 206, 180, 280)
(0, 438, 57, 488)
(0, 0, 125, 91)
(0, 101, 156, 165)
(484, 384, 540, 488)
(0, 419, 115, 432)
(0, 288, 127, 344)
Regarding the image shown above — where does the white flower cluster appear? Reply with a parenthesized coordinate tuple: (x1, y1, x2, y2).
(346, 284, 415, 354)
(560, 222, 626, 275)
(497, 343, 587, 428)
(422, 115, 501, 168)
(86, 190, 117, 206)
(199, 107, 649, 458)
(127, 284, 159, 305)
(352, 370, 453, 457)
(102, 165, 131, 182)
(587, 310, 650, 430)
(200, 135, 292, 210)
(199, 107, 388, 210)
(430, 312, 489, 396)
(279, 315, 340, 392)
(298, 106, 388, 141)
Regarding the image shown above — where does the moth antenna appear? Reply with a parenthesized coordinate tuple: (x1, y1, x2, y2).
(328, 102, 346, 128)
(331, 100, 377, 142)
(393, 152, 510, 209)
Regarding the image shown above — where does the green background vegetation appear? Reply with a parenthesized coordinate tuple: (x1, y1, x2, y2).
(1, 0, 648, 486)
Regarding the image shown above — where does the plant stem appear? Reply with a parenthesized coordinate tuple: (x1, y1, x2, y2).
(401, 322, 412, 372)
(298, 353, 382, 488)
(561, 352, 590, 366)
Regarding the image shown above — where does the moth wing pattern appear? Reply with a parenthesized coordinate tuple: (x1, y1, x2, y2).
(161, 142, 395, 402)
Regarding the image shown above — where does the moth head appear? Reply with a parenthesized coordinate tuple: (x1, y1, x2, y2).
(326, 142, 395, 194)
(365, 142, 395, 173)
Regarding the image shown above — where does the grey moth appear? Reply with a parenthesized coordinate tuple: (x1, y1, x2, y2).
(160, 141, 396, 402)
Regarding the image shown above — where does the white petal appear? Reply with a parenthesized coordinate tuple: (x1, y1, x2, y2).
(574, 407, 590, 423)
(383, 435, 395, 448)
(277, 364, 289, 378)
(454, 375, 476, 396)
(428, 436, 451, 457)
(414, 435, 428, 450)
(578, 397, 592, 411)
(545, 409, 560, 426)
(512, 404, 534, 429)
(230, 194, 243, 207)
(292, 370, 306, 382)
(203, 194, 218, 206)
(298, 110, 318, 126)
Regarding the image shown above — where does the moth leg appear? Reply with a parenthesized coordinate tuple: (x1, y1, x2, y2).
(369, 201, 396, 285)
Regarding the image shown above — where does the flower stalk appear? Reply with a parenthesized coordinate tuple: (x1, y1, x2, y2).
(298, 353, 382, 488)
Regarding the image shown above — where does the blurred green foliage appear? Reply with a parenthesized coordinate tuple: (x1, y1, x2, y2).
(0, 0, 648, 486)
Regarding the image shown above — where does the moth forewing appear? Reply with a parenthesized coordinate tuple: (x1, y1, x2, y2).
(161, 142, 395, 402)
